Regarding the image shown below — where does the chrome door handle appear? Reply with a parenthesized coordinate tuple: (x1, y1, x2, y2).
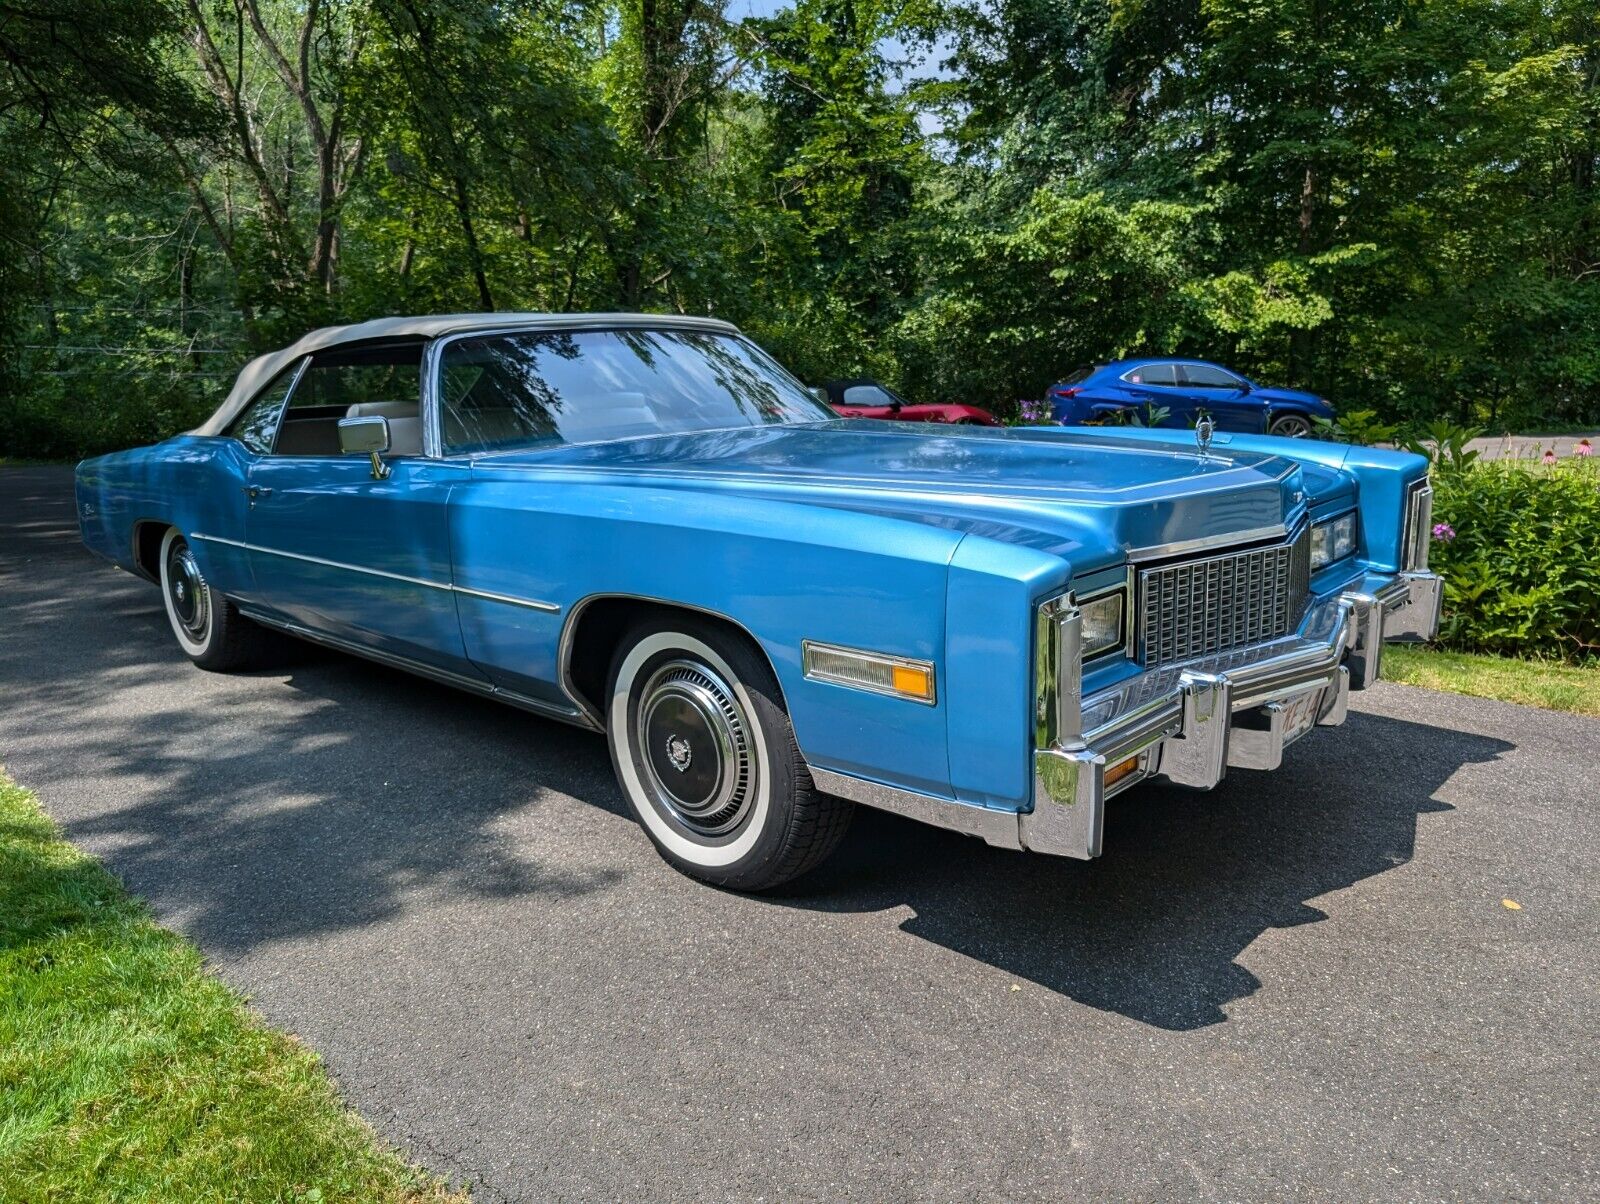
(244, 485, 273, 500)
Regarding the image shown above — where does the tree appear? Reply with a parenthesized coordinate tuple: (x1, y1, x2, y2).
(161, 0, 372, 337)
(726, 0, 931, 381)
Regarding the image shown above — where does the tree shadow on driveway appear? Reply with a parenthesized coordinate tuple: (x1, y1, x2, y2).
(1, 465, 1515, 1033)
(1, 467, 627, 960)
(779, 710, 1510, 1030)
(33, 660, 628, 959)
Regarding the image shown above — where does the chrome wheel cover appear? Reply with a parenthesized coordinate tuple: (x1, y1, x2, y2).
(633, 658, 755, 838)
(165, 540, 210, 641)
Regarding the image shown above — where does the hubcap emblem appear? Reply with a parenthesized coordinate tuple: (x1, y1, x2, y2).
(664, 734, 693, 773)
(175, 581, 187, 603)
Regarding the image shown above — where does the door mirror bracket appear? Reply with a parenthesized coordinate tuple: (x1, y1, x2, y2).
(338, 415, 392, 480)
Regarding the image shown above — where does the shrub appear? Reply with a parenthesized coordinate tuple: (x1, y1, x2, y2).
(1427, 458, 1600, 663)
(1402, 420, 1483, 473)
(1311, 408, 1402, 445)
(0, 370, 220, 461)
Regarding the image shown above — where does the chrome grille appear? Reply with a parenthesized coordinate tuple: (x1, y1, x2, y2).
(1138, 530, 1311, 667)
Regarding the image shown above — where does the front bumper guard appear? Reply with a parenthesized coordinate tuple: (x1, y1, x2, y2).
(1022, 570, 1441, 860)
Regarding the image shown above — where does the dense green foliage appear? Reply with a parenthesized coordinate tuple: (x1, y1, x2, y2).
(1428, 458, 1600, 662)
(0, 770, 462, 1200)
(1, 0, 1597, 458)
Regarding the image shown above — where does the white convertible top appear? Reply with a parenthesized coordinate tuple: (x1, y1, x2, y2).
(192, 311, 741, 436)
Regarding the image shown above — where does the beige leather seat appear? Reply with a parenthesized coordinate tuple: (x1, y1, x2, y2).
(346, 401, 422, 456)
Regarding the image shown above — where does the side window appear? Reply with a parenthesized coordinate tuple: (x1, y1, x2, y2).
(1126, 363, 1179, 387)
(841, 384, 895, 407)
(290, 344, 423, 412)
(225, 361, 302, 454)
(1180, 363, 1242, 388)
(273, 341, 423, 457)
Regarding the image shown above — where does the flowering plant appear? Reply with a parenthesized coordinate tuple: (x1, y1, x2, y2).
(1017, 397, 1054, 425)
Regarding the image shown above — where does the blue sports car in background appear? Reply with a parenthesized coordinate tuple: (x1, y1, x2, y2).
(1047, 359, 1336, 437)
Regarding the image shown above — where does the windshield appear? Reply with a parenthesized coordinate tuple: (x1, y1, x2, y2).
(438, 327, 834, 453)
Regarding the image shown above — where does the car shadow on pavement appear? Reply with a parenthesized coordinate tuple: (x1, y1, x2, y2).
(786, 712, 1512, 1030)
(0, 467, 1515, 1033)
(11, 580, 1510, 1032)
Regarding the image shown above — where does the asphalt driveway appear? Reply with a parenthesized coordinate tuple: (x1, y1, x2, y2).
(1, 464, 1594, 1201)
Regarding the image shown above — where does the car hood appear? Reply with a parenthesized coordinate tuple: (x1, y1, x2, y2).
(470, 420, 1350, 572)
(1250, 385, 1329, 408)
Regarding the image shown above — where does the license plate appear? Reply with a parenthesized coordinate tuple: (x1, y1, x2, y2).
(1279, 690, 1321, 745)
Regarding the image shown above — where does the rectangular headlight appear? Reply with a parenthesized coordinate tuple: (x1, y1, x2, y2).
(1311, 513, 1357, 571)
(1079, 588, 1126, 660)
(802, 641, 936, 704)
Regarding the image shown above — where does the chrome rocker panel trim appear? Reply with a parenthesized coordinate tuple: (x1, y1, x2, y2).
(239, 609, 599, 729)
(808, 570, 1441, 862)
(191, 533, 562, 612)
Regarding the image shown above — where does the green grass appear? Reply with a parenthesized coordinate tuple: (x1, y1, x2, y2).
(0, 769, 466, 1203)
(1383, 646, 1600, 718)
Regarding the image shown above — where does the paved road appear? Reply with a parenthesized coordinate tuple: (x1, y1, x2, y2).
(2, 465, 1594, 1201)
(1462, 431, 1597, 461)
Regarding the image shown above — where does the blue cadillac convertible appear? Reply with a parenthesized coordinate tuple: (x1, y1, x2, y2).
(75, 314, 1441, 890)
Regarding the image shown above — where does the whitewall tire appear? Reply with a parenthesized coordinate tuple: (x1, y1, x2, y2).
(158, 528, 273, 671)
(606, 616, 852, 890)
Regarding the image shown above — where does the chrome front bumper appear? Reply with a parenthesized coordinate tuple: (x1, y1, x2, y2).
(1022, 570, 1442, 860)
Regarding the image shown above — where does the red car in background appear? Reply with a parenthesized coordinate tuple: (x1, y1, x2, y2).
(823, 378, 1000, 426)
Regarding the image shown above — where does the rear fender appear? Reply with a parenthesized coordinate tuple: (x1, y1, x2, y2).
(73, 436, 256, 594)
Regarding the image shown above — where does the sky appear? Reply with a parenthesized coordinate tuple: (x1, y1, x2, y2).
(725, 0, 960, 135)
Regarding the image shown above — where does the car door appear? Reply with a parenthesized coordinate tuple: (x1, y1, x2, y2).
(1177, 362, 1266, 432)
(1118, 362, 1190, 426)
(185, 359, 308, 605)
(242, 341, 483, 678)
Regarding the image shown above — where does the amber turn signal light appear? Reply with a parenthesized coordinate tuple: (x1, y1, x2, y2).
(802, 641, 937, 705)
(1103, 755, 1140, 789)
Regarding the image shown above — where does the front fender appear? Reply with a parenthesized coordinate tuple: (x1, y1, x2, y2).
(450, 475, 976, 799)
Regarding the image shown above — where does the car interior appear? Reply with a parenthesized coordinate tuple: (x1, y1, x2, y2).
(345, 401, 423, 455)
(269, 340, 425, 457)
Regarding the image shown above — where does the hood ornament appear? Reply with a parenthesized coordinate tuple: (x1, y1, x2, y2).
(1195, 413, 1216, 460)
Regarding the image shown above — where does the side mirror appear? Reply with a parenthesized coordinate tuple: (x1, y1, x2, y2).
(338, 415, 392, 479)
